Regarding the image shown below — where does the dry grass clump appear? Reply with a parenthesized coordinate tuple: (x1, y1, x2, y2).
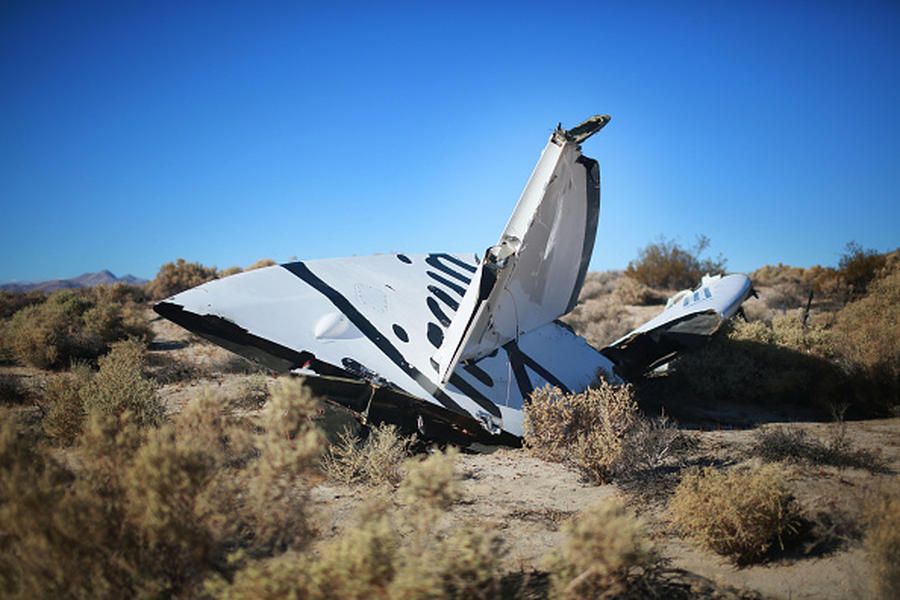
(864, 483, 900, 600)
(324, 423, 415, 486)
(751, 425, 887, 472)
(525, 381, 640, 484)
(0, 377, 326, 599)
(1, 288, 149, 369)
(669, 465, 801, 564)
(146, 258, 219, 299)
(625, 235, 726, 290)
(545, 499, 658, 599)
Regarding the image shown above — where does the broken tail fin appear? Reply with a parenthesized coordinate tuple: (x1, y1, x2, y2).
(432, 116, 610, 383)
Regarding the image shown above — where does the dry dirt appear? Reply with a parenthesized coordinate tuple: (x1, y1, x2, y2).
(4, 300, 896, 599)
(146, 302, 900, 600)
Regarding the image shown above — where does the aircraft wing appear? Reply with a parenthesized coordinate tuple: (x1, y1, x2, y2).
(599, 273, 754, 379)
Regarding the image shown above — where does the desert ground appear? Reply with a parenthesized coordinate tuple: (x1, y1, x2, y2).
(1, 262, 897, 599)
(144, 275, 898, 599)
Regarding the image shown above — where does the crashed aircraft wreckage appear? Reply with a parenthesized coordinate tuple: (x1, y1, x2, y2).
(155, 115, 753, 445)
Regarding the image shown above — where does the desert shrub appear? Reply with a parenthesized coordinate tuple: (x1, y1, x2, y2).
(0, 378, 326, 599)
(323, 423, 415, 486)
(613, 276, 667, 306)
(625, 235, 726, 290)
(524, 381, 640, 484)
(669, 465, 801, 564)
(211, 447, 501, 600)
(578, 271, 621, 302)
(389, 521, 504, 600)
(751, 425, 887, 472)
(41, 364, 93, 445)
(864, 484, 900, 600)
(545, 499, 658, 599)
(0, 290, 46, 320)
(226, 373, 270, 409)
(219, 266, 243, 277)
(0, 374, 27, 405)
(211, 505, 503, 600)
(146, 258, 219, 300)
(832, 269, 900, 412)
(666, 317, 846, 415)
(561, 296, 637, 348)
(82, 339, 163, 427)
(839, 241, 888, 296)
(2, 289, 148, 370)
(247, 258, 277, 271)
(398, 447, 461, 510)
(618, 414, 695, 476)
(246, 378, 325, 552)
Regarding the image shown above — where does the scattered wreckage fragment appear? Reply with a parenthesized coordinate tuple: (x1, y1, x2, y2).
(154, 115, 752, 446)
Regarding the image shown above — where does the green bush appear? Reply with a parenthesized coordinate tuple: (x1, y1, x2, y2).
(2, 289, 148, 370)
(625, 235, 726, 290)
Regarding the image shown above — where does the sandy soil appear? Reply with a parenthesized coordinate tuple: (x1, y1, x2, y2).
(3, 299, 895, 599)
(145, 303, 900, 600)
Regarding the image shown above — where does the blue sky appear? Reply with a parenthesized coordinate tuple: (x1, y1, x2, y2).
(2, 1, 898, 282)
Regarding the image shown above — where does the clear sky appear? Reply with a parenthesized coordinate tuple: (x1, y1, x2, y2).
(2, 1, 898, 283)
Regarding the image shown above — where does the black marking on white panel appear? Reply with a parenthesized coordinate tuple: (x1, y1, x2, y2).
(283, 262, 500, 419)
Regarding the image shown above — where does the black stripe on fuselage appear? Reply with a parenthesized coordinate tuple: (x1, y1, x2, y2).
(503, 339, 570, 399)
(428, 285, 460, 311)
(425, 254, 475, 285)
(426, 270, 467, 296)
(282, 262, 500, 419)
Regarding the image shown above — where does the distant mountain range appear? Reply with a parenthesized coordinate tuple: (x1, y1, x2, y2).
(0, 270, 148, 293)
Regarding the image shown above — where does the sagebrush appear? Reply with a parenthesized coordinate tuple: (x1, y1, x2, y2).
(864, 483, 900, 600)
(524, 380, 680, 483)
(546, 499, 658, 599)
(323, 423, 415, 486)
(669, 465, 801, 564)
(1, 288, 149, 369)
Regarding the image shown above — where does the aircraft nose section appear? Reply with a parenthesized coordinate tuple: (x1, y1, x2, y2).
(151, 265, 317, 373)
